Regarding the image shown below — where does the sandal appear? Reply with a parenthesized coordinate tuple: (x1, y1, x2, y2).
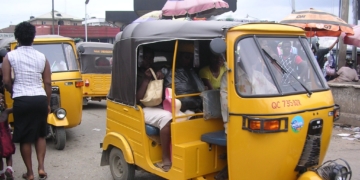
(38, 172, 47, 180)
(22, 173, 34, 180)
(155, 162, 171, 172)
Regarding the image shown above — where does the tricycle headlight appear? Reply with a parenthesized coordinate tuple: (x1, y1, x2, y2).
(334, 104, 340, 121)
(316, 158, 351, 180)
(54, 108, 66, 120)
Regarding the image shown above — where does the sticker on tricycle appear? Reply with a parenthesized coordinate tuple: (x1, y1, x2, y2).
(271, 100, 301, 109)
(291, 115, 304, 133)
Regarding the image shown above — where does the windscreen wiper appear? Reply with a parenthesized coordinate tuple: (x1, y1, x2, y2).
(262, 49, 312, 97)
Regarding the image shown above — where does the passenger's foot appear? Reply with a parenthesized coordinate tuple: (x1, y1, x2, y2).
(38, 169, 47, 180)
(4, 167, 14, 180)
(155, 162, 172, 172)
(22, 173, 34, 180)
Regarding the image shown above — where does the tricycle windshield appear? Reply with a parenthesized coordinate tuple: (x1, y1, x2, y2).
(234, 36, 327, 96)
(33, 43, 79, 72)
(80, 54, 112, 74)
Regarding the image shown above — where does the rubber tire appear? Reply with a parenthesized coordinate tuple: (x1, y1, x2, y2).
(53, 127, 66, 150)
(109, 148, 135, 180)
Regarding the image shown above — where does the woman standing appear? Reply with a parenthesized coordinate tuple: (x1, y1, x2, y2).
(2, 22, 52, 180)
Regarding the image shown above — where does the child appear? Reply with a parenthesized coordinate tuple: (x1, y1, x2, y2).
(0, 93, 14, 180)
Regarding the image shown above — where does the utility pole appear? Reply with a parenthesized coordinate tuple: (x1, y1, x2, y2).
(52, 0, 55, 35)
(352, 0, 358, 67)
(291, 0, 296, 13)
(85, 0, 89, 42)
(337, 0, 349, 69)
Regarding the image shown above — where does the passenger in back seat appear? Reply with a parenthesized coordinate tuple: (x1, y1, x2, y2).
(136, 47, 172, 172)
(199, 54, 226, 90)
(163, 43, 205, 113)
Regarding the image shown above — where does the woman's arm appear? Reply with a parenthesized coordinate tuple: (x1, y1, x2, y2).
(199, 67, 213, 90)
(0, 108, 13, 122)
(42, 59, 52, 113)
(2, 55, 13, 95)
(201, 78, 213, 90)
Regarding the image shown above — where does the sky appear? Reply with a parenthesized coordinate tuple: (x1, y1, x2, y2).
(0, 0, 357, 29)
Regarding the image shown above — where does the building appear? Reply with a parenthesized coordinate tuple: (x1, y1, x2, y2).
(28, 10, 83, 26)
(82, 17, 113, 26)
(0, 10, 119, 43)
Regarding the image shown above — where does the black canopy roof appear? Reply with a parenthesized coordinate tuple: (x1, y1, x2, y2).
(108, 20, 242, 106)
(121, 20, 241, 41)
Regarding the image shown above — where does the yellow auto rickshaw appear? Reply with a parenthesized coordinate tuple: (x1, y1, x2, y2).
(76, 42, 113, 105)
(4, 35, 83, 150)
(100, 21, 351, 180)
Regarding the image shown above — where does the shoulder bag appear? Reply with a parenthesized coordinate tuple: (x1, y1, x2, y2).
(140, 68, 163, 107)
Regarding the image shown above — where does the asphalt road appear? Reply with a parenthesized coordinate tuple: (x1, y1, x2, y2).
(9, 101, 360, 180)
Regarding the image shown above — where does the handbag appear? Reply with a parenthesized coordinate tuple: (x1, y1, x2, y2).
(140, 68, 163, 107)
(326, 64, 336, 76)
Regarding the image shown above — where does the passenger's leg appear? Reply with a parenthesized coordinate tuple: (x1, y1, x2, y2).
(143, 107, 172, 172)
(160, 121, 171, 171)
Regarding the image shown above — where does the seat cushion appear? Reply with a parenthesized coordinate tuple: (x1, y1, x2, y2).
(145, 124, 160, 136)
(201, 130, 227, 146)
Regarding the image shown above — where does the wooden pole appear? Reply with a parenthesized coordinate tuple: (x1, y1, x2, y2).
(337, 0, 349, 69)
(352, 0, 358, 66)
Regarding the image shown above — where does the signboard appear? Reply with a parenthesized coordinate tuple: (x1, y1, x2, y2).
(0, 33, 14, 39)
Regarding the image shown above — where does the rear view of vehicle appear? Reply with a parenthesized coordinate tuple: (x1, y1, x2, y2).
(5, 35, 84, 150)
(76, 42, 113, 105)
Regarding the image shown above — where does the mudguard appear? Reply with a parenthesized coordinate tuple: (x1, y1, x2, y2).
(298, 171, 322, 180)
(47, 114, 69, 127)
(101, 132, 134, 164)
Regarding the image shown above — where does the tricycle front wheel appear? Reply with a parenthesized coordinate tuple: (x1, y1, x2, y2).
(53, 126, 66, 150)
(109, 148, 135, 180)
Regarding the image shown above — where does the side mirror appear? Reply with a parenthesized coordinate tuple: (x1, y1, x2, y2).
(78, 45, 85, 54)
(0, 48, 8, 58)
(210, 38, 226, 55)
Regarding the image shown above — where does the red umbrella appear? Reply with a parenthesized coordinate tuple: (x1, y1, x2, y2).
(343, 25, 360, 47)
(162, 0, 229, 18)
(280, 8, 354, 37)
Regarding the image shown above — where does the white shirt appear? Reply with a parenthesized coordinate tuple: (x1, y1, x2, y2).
(7, 46, 47, 98)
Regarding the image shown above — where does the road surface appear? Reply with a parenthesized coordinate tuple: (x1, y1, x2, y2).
(10, 101, 359, 180)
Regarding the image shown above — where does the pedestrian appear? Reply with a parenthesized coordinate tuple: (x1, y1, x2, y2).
(328, 59, 359, 83)
(1, 21, 52, 180)
(0, 48, 8, 94)
(0, 49, 15, 180)
(315, 38, 339, 69)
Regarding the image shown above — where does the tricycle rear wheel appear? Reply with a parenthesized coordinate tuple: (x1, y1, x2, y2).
(109, 148, 135, 180)
(53, 126, 66, 150)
